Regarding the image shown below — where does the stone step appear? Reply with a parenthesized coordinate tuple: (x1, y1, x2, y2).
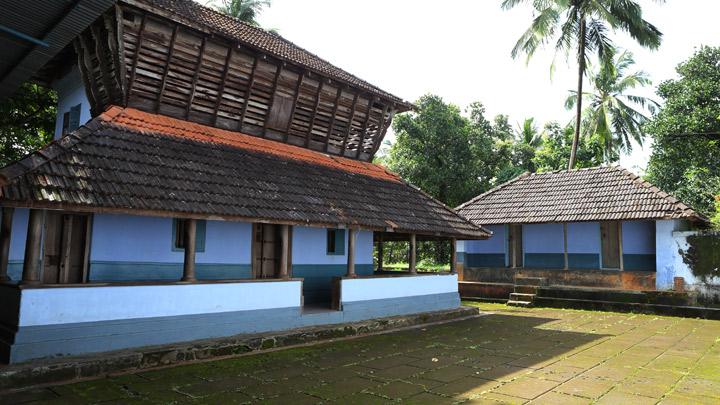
(514, 277, 548, 286)
(507, 300, 533, 307)
(514, 285, 539, 294)
(509, 293, 536, 303)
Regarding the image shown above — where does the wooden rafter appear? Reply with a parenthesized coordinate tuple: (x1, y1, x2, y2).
(262, 62, 283, 136)
(305, 79, 324, 147)
(72, 38, 97, 115)
(283, 70, 304, 141)
(239, 55, 259, 131)
(185, 36, 207, 118)
(344, 96, 374, 157)
(126, 13, 146, 105)
(114, 5, 128, 99)
(370, 106, 395, 157)
(156, 25, 179, 112)
(212, 45, 234, 126)
(323, 86, 343, 152)
(75, 35, 102, 115)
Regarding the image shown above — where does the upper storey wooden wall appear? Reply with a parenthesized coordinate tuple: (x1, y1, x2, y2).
(73, 6, 399, 161)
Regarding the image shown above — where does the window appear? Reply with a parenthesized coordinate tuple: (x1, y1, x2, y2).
(326, 228, 345, 255)
(172, 219, 206, 252)
(61, 104, 82, 137)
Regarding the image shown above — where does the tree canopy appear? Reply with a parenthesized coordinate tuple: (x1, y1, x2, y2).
(212, 0, 271, 27)
(502, 0, 662, 169)
(0, 83, 57, 167)
(645, 46, 720, 221)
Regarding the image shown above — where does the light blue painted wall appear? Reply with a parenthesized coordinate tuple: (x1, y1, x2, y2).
(523, 223, 564, 253)
(90, 214, 252, 264)
(567, 222, 601, 253)
(464, 225, 506, 253)
(291, 226, 373, 265)
(52, 66, 91, 139)
(622, 221, 655, 254)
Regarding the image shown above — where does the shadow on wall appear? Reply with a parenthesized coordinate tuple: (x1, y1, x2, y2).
(679, 231, 720, 307)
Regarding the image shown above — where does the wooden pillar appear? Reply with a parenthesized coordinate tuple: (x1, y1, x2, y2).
(347, 228, 356, 278)
(0, 207, 13, 281)
(279, 224, 289, 279)
(563, 223, 569, 270)
(376, 234, 384, 272)
(409, 233, 417, 274)
(181, 219, 197, 282)
(450, 238, 457, 274)
(21, 209, 44, 285)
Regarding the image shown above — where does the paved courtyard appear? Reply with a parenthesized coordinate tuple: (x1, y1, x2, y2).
(5, 303, 720, 404)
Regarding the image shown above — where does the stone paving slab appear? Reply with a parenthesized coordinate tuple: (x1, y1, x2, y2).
(3, 302, 720, 404)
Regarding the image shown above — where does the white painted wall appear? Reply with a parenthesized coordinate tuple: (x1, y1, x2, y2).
(655, 219, 697, 290)
(17, 280, 302, 326)
(52, 66, 91, 139)
(341, 274, 458, 302)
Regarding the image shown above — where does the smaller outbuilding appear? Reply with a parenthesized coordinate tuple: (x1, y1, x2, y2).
(455, 166, 709, 291)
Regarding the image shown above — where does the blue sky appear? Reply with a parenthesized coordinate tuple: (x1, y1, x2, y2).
(256, 0, 720, 172)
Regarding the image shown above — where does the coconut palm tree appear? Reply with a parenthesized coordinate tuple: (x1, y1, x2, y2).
(565, 49, 658, 161)
(516, 117, 543, 148)
(502, 0, 663, 169)
(214, 0, 271, 27)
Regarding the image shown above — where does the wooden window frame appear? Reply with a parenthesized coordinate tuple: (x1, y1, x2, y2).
(172, 219, 206, 252)
(326, 228, 345, 256)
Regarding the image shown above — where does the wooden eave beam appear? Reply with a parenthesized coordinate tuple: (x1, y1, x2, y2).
(156, 24, 179, 113)
(212, 45, 234, 126)
(239, 55, 260, 131)
(102, 13, 124, 97)
(185, 36, 207, 119)
(72, 38, 97, 115)
(74, 35, 102, 115)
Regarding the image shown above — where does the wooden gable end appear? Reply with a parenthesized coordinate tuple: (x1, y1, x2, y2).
(72, 5, 399, 162)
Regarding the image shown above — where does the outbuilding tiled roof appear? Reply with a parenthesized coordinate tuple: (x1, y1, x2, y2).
(456, 166, 707, 225)
(0, 107, 487, 239)
(124, 0, 411, 109)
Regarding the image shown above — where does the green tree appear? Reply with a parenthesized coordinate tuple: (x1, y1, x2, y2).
(566, 50, 657, 160)
(533, 121, 609, 171)
(0, 83, 57, 167)
(646, 46, 720, 219)
(387, 95, 499, 208)
(213, 0, 271, 27)
(502, 0, 662, 169)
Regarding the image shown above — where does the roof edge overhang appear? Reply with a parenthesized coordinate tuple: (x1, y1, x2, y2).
(0, 200, 488, 240)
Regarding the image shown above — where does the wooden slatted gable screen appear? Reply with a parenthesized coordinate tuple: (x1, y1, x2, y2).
(215, 50, 254, 130)
(287, 77, 320, 145)
(265, 68, 301, 140)
(160, 28, 202, 118)
(241, 59, 277, 136)
(308, 83, 337, 148)
(325, 89, 355, 155)
(124, 16, 170, 111)
(187, 40, 226, 124)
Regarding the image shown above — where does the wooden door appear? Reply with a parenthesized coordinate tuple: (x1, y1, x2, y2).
(253, 224, 280, 278)
(508, 224, 523, 268)
(43, 212, 89, 284)
(601, 221, 621, 269)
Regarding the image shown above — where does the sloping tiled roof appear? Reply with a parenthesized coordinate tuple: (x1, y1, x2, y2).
(456, 166, 707, 225)
(0, 107, 487, 239)
(123, 0, 412, 110)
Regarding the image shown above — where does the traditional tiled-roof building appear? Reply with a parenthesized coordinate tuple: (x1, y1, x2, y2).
(0, 0, 488, 363)
(455, 166, 708, 294)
